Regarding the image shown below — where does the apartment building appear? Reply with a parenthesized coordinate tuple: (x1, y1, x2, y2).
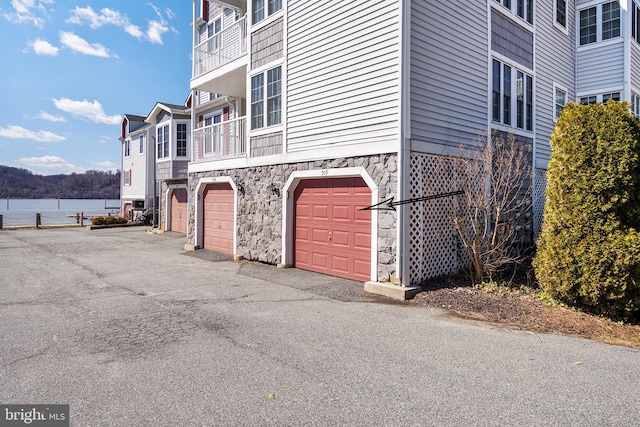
(119, 114, 155, 220)
(185, 0, 637, 298)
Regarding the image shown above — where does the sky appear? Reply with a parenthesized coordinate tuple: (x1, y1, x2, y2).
(0, 0, 193, 175)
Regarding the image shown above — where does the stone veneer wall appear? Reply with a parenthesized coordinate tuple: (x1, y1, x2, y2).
(187, 153, 398, 281)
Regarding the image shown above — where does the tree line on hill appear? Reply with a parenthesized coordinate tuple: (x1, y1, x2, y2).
(0, 165, 120, 199)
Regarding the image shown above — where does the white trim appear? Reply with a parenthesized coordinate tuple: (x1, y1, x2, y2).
(194, 176, 238, 253)
(281, 167, 379, 282)
(165, 184, 188, 232)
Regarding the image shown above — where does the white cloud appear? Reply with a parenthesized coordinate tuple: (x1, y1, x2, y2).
(18, 155, 85, 175)
(97, 135, 112, 144)
(52, 98, 120, 125)
(146, 20, 168, 44)
(0, 125, 66, 142)
(27, 39, 59, 55)
(59, 31, 111, 58)
(3, 0, 52, 28)
(35, 111, 66, 122)
(66, 5, 176, 44)
(91, 160, 118, 171)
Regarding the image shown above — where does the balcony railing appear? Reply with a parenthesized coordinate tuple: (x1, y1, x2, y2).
(194, 16, 247, 78)
(193, 117, 246, 161)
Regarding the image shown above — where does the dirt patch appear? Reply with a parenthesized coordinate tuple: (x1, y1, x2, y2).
(410, 277, 640, 349)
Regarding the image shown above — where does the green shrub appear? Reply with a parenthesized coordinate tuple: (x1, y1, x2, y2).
(91, 215, 129, 226)
(533, 101, 640, 320)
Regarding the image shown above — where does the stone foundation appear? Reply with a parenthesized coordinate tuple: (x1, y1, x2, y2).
(187, 153, 398, 281)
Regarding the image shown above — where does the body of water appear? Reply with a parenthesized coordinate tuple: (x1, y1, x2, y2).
(0, 199, 121, 227)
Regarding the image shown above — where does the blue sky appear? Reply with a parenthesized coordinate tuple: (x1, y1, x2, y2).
(0, 0, 193, 175)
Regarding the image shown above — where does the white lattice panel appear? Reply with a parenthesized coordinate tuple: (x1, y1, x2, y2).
(533, 168, 547, 238)
(409, 153, 468, 286)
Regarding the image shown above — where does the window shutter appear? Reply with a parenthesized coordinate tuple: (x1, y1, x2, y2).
(202, 0, 209, 21)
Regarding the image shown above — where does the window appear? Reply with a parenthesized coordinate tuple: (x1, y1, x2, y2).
(580, 2, 620, 46)
(139, 135, 144, 154)
(580, 95, 597, 105)
(124, 170, 131, 186)
(176, 123, 187, 157)
(554, 86, 567, 119)
(492, 58, 533, 131)
(204, 113, 222, 154)
(632, 93, 640, 117)
(124, 139, 130, 157)
(556, 0, 567, 28)
(251, 66, 282, 130)
(633, 2, 640, 44)
(267, 67, 282, 126)
(251, 74, 264, 129)
(602, 92, 621, 103)
(252, 0, 282, 24)
(207, 17, 222, 52)
(580, 7, 597, 45)
(494, 0, 533, 24)
(602, 1, 620, 40)
(207, 17, 221, 38)
(157, 125, 169, 159)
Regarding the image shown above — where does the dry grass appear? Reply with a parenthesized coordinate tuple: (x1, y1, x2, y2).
(411, 278, 640, 349)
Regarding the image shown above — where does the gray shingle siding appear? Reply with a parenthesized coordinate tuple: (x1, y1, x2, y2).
(491, 9, 533, 69)
(251, 17, 283, 70)
(250, 132, 283, 157)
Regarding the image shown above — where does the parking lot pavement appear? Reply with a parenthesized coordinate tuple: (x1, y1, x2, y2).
(1, 227, 639, 426)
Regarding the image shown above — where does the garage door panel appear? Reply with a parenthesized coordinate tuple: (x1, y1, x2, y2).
(354, 232, 371, 249)
(331, 230, 350, 247)
(312, 253, 328, 268)
(294, 177, 372, 282)
(312, 228, 329, 244)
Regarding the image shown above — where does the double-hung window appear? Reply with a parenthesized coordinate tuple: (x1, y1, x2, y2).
(492, 58, 533, 131)
(252, 0, 282, 24)
(554, 85, 567, 120)
(579, 2, 620, 46)
(124, 139, 130, 158)
(631, 93, 640, 117)
(139, 135, 144, 155)
(176, 123, 187, 157)
(251, 65, 282, 130)
(157, 125, 169, 159)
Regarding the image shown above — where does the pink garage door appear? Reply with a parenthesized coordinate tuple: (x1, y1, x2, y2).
(294, 177, 372, 282)
(170, 189, 188, 233)
(203, 183, 234, 253)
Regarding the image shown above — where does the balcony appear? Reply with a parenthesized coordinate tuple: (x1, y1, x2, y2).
(194, 15, 246, 76)
(193, 117, 246, 162)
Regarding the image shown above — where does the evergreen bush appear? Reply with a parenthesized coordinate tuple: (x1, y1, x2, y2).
(533, 101, 640, 320)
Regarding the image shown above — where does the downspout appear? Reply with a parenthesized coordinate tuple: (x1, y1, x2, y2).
(152, 135, 158, 228)
(397, 0, 412, 286)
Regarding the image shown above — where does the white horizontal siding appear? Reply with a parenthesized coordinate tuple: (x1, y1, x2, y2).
(632, 44, 640, 91)
(534, 0, 576, 163)
(577, 41, 625, 94)
(286, 0, 401, 153)
(410, 0, 488, 150)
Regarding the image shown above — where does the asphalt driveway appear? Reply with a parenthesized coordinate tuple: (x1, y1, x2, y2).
(0, 228, 638, 426)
